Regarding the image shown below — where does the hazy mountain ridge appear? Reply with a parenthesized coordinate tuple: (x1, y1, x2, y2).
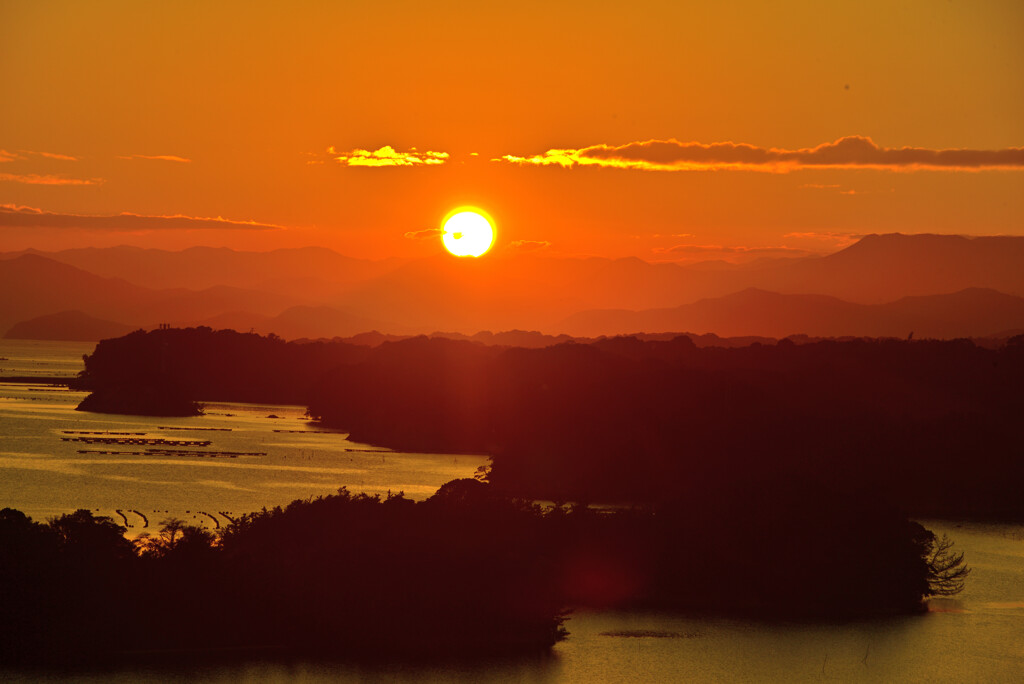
(0, 254, 156, 331)
(562, 287, 1024, 338)
(326, 234, 1024, 332)
(0, 254, 310, 333)
(750, 234, 1024, 303)
(194, 305, 386, 340)
(3, 310, 133, 342)
(4, 234, 1024, 339)
(3, 245, 403, 294)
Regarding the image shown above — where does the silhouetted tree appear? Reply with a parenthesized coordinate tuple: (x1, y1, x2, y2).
(48, 509, 135, 562)
(136, 517, 216, 559)
(924, 533, 970, 596)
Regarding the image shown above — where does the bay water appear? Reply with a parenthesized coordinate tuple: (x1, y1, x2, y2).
(1, 340, 1021, 682)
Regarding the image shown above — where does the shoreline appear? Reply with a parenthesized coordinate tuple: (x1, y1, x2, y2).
(0, 376, 74, 385)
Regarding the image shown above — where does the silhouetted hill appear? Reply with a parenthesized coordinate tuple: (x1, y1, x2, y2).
(0, 254, 154, 333)
(0, 253, 308, 334)
(789, 234, 1024, 302)
(334, 330, 577, 348)
(431, 330, 579, 348)
(1, 483, 964, 663)
(331, 253, 772, 333)
(190, 310, 276, 334)
(327, 234, 1024, 332)
(561, 287, 1024, 338)
(5, 233, 1024, 336)
(306, 334, 1024, 518)
(335, 253, 582, 331)
(335, 330, 778, 349)
(192, 306, 387, 340)
(0, 492, 567, 662)
(652, 233, 1024, 303)
(257, 305, 385, 339)
(13, 245, 403, 296)
(74, 327, 372, 408)
(3, 310, 133, 341)
(74, 328, 1024, 518)
(143, 284, 303, 324)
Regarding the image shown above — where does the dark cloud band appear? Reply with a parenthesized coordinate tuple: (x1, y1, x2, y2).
(499, 136, 1024, 171)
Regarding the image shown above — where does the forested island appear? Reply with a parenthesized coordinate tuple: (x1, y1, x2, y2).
(0, 480, 966, 664)
(46, 323, 1024, 662)
(1, 325, 1001, 662)
(75, 327, 1024, 518)
(72, 328, 371, 415)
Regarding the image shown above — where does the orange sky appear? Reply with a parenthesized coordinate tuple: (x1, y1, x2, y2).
(1, 0, 1022, 261)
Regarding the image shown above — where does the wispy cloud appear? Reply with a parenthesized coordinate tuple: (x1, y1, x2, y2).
(0, 204, 280, 230)
(801, 183, 864, 195)
(509, 239, 551, 251)
(783, 231, 863, 248)
(38, 151, 79, 161)
(404, 227, 443, 239)
(0, 173, 101, 185)
(1, 150, 78, 162)
(329, 145, 449, 167)
(497, 136, 1024, 172)
(652, 244, 813, 262)
(654, 244, 809, 255)
(118, 154, 192, 163)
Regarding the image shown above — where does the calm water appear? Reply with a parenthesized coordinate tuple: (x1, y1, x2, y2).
(0, 340, 487, 527)
(1, 340, 1021, 682)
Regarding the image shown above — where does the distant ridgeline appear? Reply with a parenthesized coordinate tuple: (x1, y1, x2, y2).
(0, 481, 967, 663)
(75, 327, 1024, 518)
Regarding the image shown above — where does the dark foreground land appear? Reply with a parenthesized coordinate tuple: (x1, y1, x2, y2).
(0, 480, 966, 665)
(76, 327, 1024, 518)
(28, 325, 1005, 661)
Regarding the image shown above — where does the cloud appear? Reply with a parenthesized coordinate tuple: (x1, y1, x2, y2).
(0, 204, 280, 231)
(654, 244, 805, 254)
(509, 239, 551, 251)
(497, 136, 1024, 172)
(783, 231, 863, 248)
(119, 154, 192, 162)
(1, 150, 78, 162)
(38, 152, 79, 161)
(330, 145, 449, 167)
(652, 244, 812, 261)
(0, 173, 101, 185)
(404, 227, 442, 239)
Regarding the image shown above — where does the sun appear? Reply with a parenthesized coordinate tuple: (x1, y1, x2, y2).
(441, 208, 495, 257)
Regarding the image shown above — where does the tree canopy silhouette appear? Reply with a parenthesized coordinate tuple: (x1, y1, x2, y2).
(0, 479, 967, 664)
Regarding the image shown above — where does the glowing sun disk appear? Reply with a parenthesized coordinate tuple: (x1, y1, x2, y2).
(442, 210, 494, 257)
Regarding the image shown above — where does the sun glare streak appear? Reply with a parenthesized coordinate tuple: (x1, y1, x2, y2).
(441, 208, 494, 257)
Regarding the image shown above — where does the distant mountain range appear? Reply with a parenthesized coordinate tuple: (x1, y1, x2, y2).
(560, 287, 1024, 339)
(4, 310, 132, 342)
(194, 305, 385, 340)
(6, 245, 401, 296)
(0, 253, 306, 332)
(2, 233, 1024, 340)
(281, 233, 1024, 332)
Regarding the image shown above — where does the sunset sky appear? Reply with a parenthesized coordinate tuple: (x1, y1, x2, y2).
(2, 0, 1022, 261)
